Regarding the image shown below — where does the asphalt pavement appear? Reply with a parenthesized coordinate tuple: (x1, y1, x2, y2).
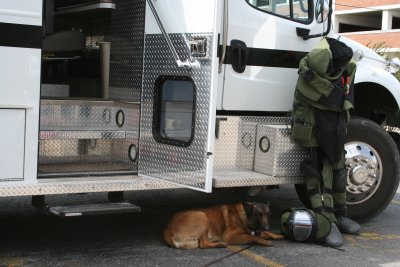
(0, 185, 399, 267)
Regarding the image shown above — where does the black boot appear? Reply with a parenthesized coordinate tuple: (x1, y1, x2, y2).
(337, 217, 361, 235)
(323, 223, 343, 247)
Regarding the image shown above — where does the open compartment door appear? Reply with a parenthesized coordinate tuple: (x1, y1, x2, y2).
(139, 0, 219, 192)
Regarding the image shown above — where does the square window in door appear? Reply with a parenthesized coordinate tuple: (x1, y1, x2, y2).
(153, 76, 196, 147)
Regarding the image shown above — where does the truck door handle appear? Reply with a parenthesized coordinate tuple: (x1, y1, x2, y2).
(230, 40, 247, 73)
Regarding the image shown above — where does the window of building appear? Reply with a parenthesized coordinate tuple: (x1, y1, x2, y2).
(153, 76, 196, 147)
(247, 0, 312, 23)
(392, 17, 400, 29)
(339, 23, 379, 33)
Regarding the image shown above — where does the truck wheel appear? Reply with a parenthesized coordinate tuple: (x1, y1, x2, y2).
(295, 118, 400, 222)
(345, 118, 400, 221)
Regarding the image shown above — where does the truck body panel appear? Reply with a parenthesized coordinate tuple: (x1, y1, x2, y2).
(0, 0, 42, 26)
(0, 2, 41, 184)
(221, 0, 320, 111)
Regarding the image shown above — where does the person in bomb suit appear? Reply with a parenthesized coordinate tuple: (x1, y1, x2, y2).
(291, 37, 361, 247)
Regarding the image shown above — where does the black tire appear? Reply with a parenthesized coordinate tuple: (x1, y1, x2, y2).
(295, 118, 400, 222)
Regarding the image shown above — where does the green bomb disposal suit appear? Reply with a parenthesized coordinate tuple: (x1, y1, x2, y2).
(291, 37, 356, 223)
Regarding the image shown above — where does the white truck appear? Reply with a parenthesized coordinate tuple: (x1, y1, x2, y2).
(0, 0, 399, 220)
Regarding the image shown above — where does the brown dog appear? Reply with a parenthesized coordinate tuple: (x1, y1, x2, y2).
(164, 202, 284, 249)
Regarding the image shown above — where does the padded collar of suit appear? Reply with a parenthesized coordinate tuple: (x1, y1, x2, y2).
(307, 38, 346, 81)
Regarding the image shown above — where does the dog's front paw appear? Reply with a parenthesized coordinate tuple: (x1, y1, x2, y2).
(260, 231, 285, 240)
(271, 233, 285, 240)
(256, 239, 273, 246)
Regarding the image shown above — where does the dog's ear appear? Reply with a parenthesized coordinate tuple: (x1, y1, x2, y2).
(266, 201, 270, 208)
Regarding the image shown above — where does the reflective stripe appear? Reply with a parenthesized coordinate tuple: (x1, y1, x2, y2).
(0, 22, 42, 49)
(221, 45, 307, 69)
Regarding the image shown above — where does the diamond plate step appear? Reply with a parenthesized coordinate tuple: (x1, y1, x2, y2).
(49, 202, 141, 217)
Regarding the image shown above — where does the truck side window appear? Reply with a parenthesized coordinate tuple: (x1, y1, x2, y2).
(153, 76, 196, 147)
(247, 0, 311, 23)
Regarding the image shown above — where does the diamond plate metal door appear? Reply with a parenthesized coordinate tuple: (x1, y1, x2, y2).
(139, 0, 219, 192)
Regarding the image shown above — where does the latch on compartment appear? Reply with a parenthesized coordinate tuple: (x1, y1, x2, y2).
(190, 38, 207, 57)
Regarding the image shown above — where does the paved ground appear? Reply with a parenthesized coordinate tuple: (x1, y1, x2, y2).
(0, 185, 400, 267)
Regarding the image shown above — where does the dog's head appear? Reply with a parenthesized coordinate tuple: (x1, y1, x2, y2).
(242, 202, 271, 232)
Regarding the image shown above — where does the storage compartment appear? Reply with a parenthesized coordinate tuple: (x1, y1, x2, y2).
(41, 0, 116, 99)
(254, 124, 309, 177)
(0, 109, 25, 180)
(41, 0, 145, 101)
(38, 100, 139, 177)
(38, 0, 145, 176)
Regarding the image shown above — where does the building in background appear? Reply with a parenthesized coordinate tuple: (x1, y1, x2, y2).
(333, 0, 400, 56)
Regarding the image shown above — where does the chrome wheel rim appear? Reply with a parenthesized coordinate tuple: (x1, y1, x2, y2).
(344, 141, 382, 205)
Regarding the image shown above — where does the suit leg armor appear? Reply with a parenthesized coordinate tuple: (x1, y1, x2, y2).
(302, 149, 336, 223)
(332, 167, 347, 218)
